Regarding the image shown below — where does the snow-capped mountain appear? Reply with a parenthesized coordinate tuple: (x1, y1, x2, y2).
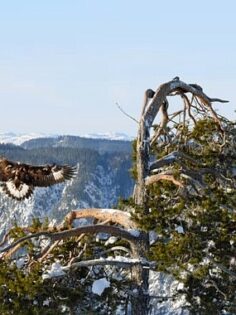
(0, 132, 55, 145)
(82, 132, 134, 141)
(0, 132, 133, 146)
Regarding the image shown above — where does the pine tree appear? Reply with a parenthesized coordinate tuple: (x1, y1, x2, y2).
(133, 79, 236, 314)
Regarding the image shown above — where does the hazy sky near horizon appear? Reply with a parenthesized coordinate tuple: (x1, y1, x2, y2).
(0, 1, 235, 136)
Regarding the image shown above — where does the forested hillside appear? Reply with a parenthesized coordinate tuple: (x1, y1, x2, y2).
(0, 139, 133, 236)
(21, 135, 132, 153)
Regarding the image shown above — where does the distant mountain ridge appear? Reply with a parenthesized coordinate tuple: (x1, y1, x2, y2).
(0, 132, 54, 145)
(21, 135, 132, 154)
(0, 132, 133, 146)
(82, 132, 134, 141)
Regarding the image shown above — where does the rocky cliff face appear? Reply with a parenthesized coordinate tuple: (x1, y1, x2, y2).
(0, 136, 133, 236)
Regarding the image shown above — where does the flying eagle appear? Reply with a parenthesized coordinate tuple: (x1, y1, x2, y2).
(0, 157, 76, 201)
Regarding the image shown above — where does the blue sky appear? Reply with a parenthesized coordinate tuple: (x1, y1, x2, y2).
(0, 0, 235, 136)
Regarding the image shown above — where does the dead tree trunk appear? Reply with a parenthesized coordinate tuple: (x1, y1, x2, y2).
(132, 77, 228, 314)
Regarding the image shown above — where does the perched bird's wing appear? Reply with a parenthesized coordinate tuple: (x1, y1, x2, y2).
(27, 165, 77, 187)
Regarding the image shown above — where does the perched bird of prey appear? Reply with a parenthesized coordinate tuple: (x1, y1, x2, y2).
(0, 157, 76, 201)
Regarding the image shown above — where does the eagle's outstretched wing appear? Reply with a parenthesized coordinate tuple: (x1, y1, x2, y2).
(28, 165, 77, 187)
(0, 158, 77, 201)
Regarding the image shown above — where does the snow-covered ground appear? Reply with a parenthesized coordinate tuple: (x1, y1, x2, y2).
(149, 271, 189, 315)
(92, 278, 111, 296)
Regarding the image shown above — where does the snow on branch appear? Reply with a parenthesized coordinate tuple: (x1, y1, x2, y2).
(62, 257, 156, 271)
(149, 151, 199, 171)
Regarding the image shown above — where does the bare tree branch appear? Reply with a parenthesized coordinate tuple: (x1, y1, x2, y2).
(62, 258, 155, 271)
(205, 280, 227, 299)
(150, 100, 169, 146)
(0, 225, 141, 256)
(181, 93, 196, 125)
(135, 78, 228, 205)
(145, 173, 184, 187)
(0, 231, 51, 254)
(206, 255, 236, 279)
(115, 102, 139, 124)
(52, 225, 140, 242)
(38, 240, 60, 263)
(144, 79, 228, 130)
(60, 208, 137, 229)
(149, 151, 199, 171)
(98, 246, 131, 257)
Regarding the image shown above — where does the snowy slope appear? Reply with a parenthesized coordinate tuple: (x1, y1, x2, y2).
(0, 132, 55, 145)
(149, 272, 189, 315)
